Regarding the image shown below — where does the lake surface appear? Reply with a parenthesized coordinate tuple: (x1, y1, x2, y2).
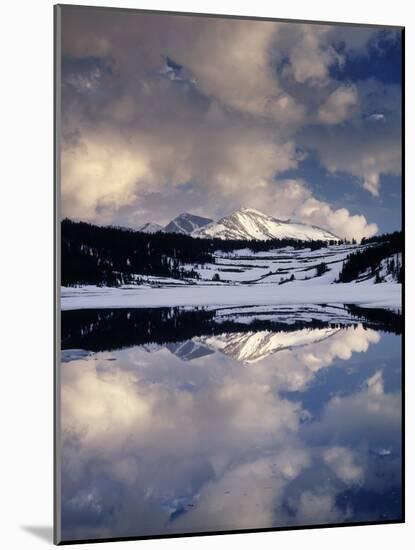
(59, 304, 402, 541)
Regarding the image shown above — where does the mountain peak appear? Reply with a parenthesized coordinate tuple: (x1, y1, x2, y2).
(230, 206, 286, 224)
(164, 212, 213, 235)
(137, 222, 163, 234)
(193, 207, 339, 242)
(237, 206, 266, 216)
(239, 206, 255, 212)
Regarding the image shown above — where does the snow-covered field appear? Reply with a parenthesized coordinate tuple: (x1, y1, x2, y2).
(188, 244, 359, 284)
(61, 281, 401, 310)
(61, 245, 401, 311)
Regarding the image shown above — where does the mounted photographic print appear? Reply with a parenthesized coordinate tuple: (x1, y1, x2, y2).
(54, 4, 404, 544)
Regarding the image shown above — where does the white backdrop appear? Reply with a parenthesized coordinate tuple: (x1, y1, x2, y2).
(1, 0, 412, 548)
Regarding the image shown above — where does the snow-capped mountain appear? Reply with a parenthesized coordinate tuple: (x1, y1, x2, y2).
(197, 326, 339, 364)
(192, 207, 339, 242)
(136, 208, 338, 241)
(137, 222, 163, 234)
(164, 212, 213, 235)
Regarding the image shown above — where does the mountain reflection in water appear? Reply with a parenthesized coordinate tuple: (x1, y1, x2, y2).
(60, 304, 402, 541)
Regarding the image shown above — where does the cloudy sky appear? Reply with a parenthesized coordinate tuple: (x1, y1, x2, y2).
(59, 7, 402, 241)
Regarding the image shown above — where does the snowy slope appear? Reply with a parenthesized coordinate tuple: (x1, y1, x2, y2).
(377, 253, 402, 283)
(166, 341, 214, 361)
(198, 326, 338, 363)
(137, 222, 163, 234)
(192, 207, 339, 242)
(185, 244, 358, 285)
(164, 212, 213, 235)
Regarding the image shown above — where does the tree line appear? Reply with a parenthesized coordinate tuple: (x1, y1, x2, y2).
(337, 231, 402, 283)
(62, 306, 373, 352)
(61, 219, 343, 286)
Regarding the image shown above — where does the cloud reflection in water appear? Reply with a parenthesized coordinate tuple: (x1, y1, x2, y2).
(61, 320, 401, 541)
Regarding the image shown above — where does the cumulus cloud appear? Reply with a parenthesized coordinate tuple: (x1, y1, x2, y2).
(323, 446, 363, 485)
(295, 491, 344, 524)
(318, 85, 358, 124)
(62, 132, 150, 224)
(59, 7, 400, 238)
(173, 449, 310, 532)
(302, 80, 402, 197)
(309, 370, 401, 449)
(295, 194, 378, 241)
(299, 324, 380, 372)
(61, 115, 299, 223)
(258, 324, 381, 393)
(267, 180, 378, 241)
(289, 30, 336, 84)
(61, 345, 304, 537)
(60, 320, 402, 539)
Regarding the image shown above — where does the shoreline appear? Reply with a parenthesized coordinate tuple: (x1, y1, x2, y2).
(61, 282, 402, 312)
